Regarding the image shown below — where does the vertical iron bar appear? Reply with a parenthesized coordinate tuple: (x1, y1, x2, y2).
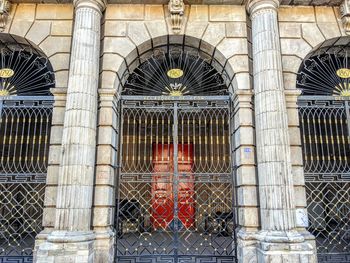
(115, 100, 124, 258)
(0, 98, 3, 172)
(0, 97, 3, 116)
(345, 101, 350, 140)
(173, 102, 179, 260)
(229, 101, 238, 262)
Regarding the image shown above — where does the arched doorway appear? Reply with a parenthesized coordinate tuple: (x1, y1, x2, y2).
(114, 46, 237, 263)
(297, 37, 350, 262)
(0, 34, 55, 261)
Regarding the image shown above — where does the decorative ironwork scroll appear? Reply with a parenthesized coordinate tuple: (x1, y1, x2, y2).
(297, 38, 350, 97)
(0, 97, 53, 262)
(115, 97, 237, 263)
(0, 33, 55, 97)
(298, 97, 350, 263)
(122, 49, 229, 97)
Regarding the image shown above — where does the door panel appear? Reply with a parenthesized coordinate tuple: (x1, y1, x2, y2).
(151, 143, 195, 230)
(152, 144, 173, 229)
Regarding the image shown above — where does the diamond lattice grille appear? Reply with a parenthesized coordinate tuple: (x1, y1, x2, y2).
(0, 98, 52, 262)
(298, 98, 350, 262)
(115, 98, 237, 263)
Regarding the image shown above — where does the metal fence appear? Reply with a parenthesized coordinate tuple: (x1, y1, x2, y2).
(0, 96, 53, 263)
(115, 96, 237, 263)
(298, 96, 350, 263)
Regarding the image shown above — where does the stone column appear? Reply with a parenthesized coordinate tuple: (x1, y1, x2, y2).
(35, 0, 105, 262)
(247, 0, 316, 262)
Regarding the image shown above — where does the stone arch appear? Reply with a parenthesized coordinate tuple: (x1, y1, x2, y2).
(94, 28, 254, 263)
(101, 34, 250, 96)
(107, 34, 242, 263)
(281, 21, 344, 91)
(6, 4, 74, 88)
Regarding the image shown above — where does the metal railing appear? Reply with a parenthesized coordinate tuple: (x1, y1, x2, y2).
(298, 96, 350, 263)
(0, 96, 53, 261)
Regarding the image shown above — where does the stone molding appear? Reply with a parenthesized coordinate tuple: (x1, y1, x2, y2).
(340, 0, 350, 35)
(168, 0, 185, 34)
(285, 89, 301, 107)
(232, 89, 254, 109)
(0, 0, 11, 32)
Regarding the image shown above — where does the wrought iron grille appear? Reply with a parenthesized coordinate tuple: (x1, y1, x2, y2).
(0, 33, 55, 97)
(296, 37, 350, 97)
(298, 97, 350, 263)
(0, 96, 53, 263)
(122, 48, 230, 96)
(115, 96, 237, 263)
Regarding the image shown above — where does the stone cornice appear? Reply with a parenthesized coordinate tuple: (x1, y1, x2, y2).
(7, 0, 345, 5)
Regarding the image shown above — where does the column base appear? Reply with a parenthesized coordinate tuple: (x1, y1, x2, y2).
(237, 228, 259, 263)
(94, 228, 115, 263)
(34, 228, 53, 261)
(35, 231, 95, 263)
(256, 231, 317, 263)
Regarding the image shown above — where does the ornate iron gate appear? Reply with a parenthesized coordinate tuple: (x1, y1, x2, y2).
(0, 96, 53, 263)
(115, 96, 237, 263)
(298, 96, 350, 263)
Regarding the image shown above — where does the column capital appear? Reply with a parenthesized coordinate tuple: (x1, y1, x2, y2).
(73, 0, 107, 13)
(247, 0, 280, 17)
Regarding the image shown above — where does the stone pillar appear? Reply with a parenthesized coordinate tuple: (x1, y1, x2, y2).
(233, 90, 260, 263)
(247, 0, 316, 262)
(35, 0, 105, 262)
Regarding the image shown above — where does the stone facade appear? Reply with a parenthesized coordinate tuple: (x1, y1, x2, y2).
(0, 0, 346, 262)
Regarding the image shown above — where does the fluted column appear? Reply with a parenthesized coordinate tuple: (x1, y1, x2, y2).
(247, 1, 316, 262)
(54, 0, 105, 232)
(35, 1, 105, 262)
(248, 0, 297, 234)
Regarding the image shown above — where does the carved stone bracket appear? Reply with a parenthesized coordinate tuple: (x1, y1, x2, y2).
(340, 0, 350, 35)
(168, 0, 184, 34)
(0, 0, 10, 32)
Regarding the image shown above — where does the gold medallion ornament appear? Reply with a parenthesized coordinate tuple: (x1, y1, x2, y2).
(167, 68, 183, 79)
(0, 68, 14, 78)
(334, 82, 350, 97)
(0, 89, 9, 96)
(336, 68, 350, 79)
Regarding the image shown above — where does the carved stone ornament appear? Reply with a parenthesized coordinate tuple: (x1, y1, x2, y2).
(340, 0, 350, 35)
(0, 0, 10, 32)
(168, 0, 184, 34)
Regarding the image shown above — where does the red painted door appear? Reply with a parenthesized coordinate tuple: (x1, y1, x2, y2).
(151, 144, 194, 230)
